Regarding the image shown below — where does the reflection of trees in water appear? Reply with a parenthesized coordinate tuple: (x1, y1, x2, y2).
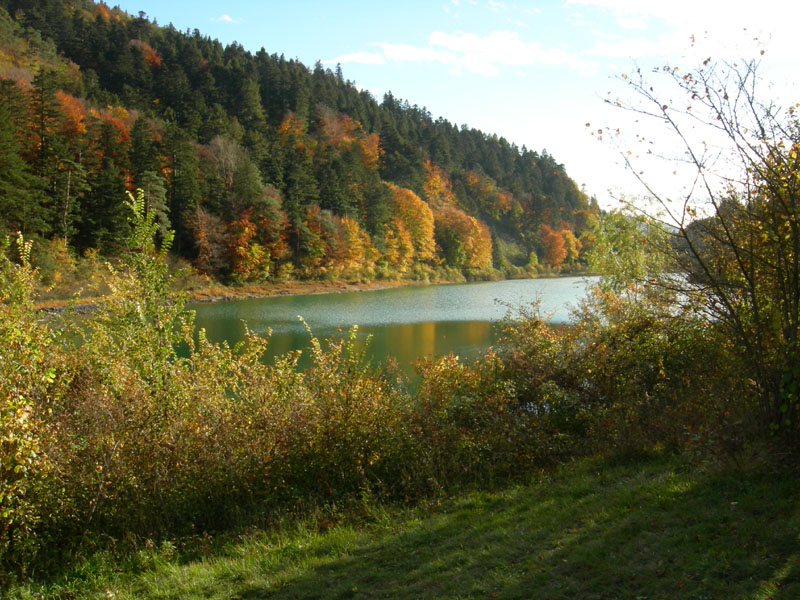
(188, 277, 592, 374)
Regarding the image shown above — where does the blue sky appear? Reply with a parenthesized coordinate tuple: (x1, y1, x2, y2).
(112, 0, 799, 207)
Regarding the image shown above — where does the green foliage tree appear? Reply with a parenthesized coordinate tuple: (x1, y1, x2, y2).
(136, 170, 170, 240)
(0, 82, 42, 236)
(585, 208, 670, 295)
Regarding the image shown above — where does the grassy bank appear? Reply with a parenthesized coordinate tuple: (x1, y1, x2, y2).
(9, 453, 799, 599)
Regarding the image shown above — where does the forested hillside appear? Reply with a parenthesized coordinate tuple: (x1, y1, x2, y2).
(0, 0, 597, 284)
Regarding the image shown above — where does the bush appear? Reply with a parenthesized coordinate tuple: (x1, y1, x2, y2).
(494, 287, 752, 457)
(0, 235, 68, 579)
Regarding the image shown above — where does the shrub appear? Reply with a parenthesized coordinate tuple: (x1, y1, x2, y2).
(0, 235, 68, 578)
(495, 287, 752, 457)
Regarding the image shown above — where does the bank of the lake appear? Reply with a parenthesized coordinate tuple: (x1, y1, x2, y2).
(184, 271, 596, 305)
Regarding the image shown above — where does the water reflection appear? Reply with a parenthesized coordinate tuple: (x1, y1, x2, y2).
(254, 320, 498, 374)
(187, 277, 596, 375)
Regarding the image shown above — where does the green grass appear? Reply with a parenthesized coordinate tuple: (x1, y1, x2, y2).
(11, 454, 800, 600)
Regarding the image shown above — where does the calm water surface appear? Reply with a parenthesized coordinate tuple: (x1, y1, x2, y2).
(188, 276, 597, 373)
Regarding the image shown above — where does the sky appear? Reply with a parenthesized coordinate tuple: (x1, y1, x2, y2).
(112, 0, 800, 208)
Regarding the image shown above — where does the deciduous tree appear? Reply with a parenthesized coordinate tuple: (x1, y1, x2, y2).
(612, 56, 800, 438)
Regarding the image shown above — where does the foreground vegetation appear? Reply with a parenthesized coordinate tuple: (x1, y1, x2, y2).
(0, 189, 770, 588)
(9, 454, 800, 599)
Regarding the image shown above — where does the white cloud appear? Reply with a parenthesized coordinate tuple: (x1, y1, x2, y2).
(430, 30, 596, 74)
(373, 42, 457, 64)
(567, 0, 800, 55)
(323, 52, 386, 65)
(332, 29, 600, 77)
(488, 0, 507, 11)
(211, 14, 241, 24)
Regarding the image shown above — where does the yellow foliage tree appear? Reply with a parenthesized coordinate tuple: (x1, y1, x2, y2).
(389, 184, 436, 262)
(383, 217, 415, 274)
(422, 161, 455, 208)
(434, 205, 493, 270)
(561, 227, 582, 265)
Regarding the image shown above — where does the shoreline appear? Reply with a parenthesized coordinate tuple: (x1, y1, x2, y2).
(33, 278, 432, 312)
(34, 270, 595, 312)
(184, 278, 423, 304)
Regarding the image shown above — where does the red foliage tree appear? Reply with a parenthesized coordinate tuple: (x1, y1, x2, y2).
(540, 224, 567, 270)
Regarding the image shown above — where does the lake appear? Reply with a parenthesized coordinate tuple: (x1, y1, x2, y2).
(187, 276, 597, 374)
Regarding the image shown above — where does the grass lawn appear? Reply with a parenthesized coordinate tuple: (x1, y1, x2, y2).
(11, 453, 800, 599)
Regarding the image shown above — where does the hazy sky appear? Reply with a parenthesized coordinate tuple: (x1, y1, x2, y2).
(112, 0, 800, 207)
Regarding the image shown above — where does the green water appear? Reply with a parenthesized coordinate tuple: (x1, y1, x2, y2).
(187, 276, 596, 373)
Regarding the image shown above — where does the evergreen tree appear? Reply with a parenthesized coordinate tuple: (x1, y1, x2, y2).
(0, 82, 44, 236)
(164, 125, 201, 255)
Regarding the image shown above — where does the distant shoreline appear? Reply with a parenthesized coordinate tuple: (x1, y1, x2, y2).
(35, 271, 594, 312)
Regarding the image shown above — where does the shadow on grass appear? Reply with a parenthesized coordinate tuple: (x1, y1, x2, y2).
(116, 456, 799, 600)
(229, 458, 799, 600)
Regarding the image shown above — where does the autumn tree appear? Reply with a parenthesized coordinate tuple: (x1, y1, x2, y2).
(382, 217, 414, 274)
(422, 160, 455, 209)
(389, 184, 435, 263)
(192, 206, 227, 276)
(329, 215, 378, 280)
(560, 227, 582, 266)
(539, 224, 567, 270)
(226, 207, 270, 282)
(612, 56, 800, 438)
(434, 205, 493, 271)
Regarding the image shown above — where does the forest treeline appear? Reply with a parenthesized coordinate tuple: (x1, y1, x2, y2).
(0, 0, 597, 286)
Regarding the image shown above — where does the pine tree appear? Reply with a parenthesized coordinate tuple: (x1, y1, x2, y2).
(0, 81, 44, 236)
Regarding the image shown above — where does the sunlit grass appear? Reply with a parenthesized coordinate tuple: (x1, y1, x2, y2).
(11, 453, 800, 600)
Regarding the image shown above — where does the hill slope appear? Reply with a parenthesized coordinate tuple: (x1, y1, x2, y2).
(0, 0, 597, 282)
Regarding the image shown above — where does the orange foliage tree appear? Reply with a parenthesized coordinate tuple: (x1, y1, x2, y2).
(226, 208, 270, 281)
(192, 206, 228, 276)
(329, 215, 378, 280)
(382, 217, 415, 274)
(540, 224, 567, 270)
(316, 108, 381, 171)
(359, 133, 381, 171)
(129, 39, 162, 68)
(55, 91, 87, 137)
(464, 170, 514, 221)
(88, 105, 133, 143)
(277, 112, 313, 155)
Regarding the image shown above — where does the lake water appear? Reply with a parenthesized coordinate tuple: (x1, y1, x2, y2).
(187, 276, 597, 373)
